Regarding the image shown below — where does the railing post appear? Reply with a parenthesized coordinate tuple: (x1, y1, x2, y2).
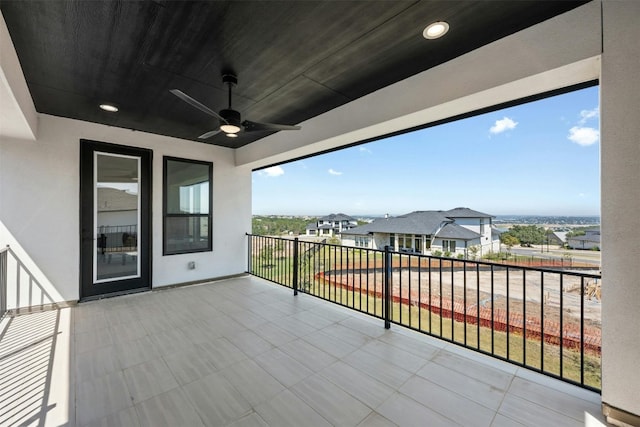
(246, 233, 251, 274)
(293, 237, 299, 296)
(384, 245, 391, 329)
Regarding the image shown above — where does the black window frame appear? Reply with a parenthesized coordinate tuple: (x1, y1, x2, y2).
(163, 156, 213, 256)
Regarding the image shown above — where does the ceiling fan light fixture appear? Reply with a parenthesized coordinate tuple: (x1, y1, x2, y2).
(220, 123, 241, 134)
(226, 132, 238, 138)
(99, 103, 118, 112)
(423, 21, 449, 39)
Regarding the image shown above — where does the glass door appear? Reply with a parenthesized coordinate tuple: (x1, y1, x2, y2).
(80, 140, 151, 299)
(94, 152, 140, 282)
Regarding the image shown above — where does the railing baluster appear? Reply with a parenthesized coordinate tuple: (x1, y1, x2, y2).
(439, 258, 443, 338)
(408, 254, 412, 327)
(523, 269, 527, 367)
(293, 237, 298, 295)
(451, 258, 454, 341)
(463, 260, 467, 346)
(399, 254, 403, 325)
(560, 273, 564, 380)
(366, 249, 370, 314)
(418, 256, 422, 332)
(428, 256, 432, 334)
(580, 275, 585, 386)
(540, 270, 544, 372)
(476, 263, 480, 349)
(506, 267, 510, 360)
(384, 245, 391, 329)
(491, 264, 494, 355)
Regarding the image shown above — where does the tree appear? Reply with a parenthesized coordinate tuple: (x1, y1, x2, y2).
(327, 235, 341, 245)
(501, 234, 519, 252)
(468, 245, 480, 260)
(503, 225, 545, 247)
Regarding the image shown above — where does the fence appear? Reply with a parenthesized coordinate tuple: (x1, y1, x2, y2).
(247, 234, 602, 392)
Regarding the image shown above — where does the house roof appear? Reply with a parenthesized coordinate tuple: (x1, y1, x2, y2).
(444, 207, 494, 218)
(551, 231, 568, 242)
(343, 209, 494, 240)
(319, 213, 356, 222)
(0, 1, 589, 149)
(435, 223, 481, 240)
(342, 211, 452, 236)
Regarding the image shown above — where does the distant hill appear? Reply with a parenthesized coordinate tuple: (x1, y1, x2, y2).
(493, 215, 600, 228)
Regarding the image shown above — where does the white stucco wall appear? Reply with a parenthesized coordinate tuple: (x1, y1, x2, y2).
(0, 114, 252, 307)
(600, 0, 640, 419)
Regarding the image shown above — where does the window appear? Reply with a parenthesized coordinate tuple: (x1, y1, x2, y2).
(399, 234, 413, 250)
(355, 236, 370, 248)
(389, 235, 395, 249)
(442, 239, 456, 253)
(164, 157, 212, 255)
(480, 219, 485, 235)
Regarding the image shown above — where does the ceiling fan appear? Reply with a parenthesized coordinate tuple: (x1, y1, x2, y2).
(170, 74, 301, 139)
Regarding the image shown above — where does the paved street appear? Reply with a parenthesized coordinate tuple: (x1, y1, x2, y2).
(508, 245, 600, 267)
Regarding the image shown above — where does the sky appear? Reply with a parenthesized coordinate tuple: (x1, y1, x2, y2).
(252, 86, 600, 217)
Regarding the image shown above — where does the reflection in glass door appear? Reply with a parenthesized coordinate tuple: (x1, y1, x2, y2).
(94, 152, 140, 282)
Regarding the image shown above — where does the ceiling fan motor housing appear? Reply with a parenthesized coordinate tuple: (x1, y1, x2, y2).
(219, 108, 242, 128)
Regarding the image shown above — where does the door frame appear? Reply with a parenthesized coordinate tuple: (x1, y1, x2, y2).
(80, 139, 152, 300)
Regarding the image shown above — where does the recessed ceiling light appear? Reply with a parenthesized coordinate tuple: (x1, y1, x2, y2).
(226, 133, 238, 138)
(99, 103, 118, 112)
(423, 21, 449, 39)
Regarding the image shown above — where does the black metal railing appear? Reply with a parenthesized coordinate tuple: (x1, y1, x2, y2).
(97, 225, 137, 253)
(247, 234, 602, 391)
(1, 245, 8, 319)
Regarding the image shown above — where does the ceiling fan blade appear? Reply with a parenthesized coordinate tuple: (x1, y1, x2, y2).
(198, 129, 221, 139)
(170, 89, 227, 122)
(242, 120, 301, 132)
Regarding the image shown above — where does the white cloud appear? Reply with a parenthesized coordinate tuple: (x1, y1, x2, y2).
(489, 117, 518, 134)
(359, 146, 372, 154)
(261, 166, 285, 177)
(568, 126, 599, 146)
(578, 107, 599, 124)
(328, 168, 343, 176)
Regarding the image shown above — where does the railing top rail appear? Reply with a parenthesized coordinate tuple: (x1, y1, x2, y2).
(0, 245, 9, 254)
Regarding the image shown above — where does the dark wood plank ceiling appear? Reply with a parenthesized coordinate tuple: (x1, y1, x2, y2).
(1, 0, 589, 149)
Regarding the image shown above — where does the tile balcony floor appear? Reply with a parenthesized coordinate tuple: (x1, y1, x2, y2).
(0, 275, 609, 427)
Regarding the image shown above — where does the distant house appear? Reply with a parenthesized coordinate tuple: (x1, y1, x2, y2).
(547, 231, 568, 246)
(567, 227, 600, 250)
(306, 213, 358, 237)
(341, 207, 501, 257)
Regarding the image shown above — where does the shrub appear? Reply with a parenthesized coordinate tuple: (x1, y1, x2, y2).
(432, 250, 443, 257)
